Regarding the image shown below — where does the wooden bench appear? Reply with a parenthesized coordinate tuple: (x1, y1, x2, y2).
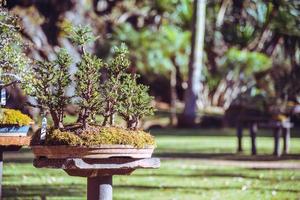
(236, 118, 293, 157)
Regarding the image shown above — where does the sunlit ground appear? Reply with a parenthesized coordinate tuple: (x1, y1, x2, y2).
(3, 128, 300, 200)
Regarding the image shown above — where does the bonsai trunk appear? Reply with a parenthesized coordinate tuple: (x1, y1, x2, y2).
(126, 118, 134, 129)
(132, 120, 139, 130)
(82, 118, 88, 129)
(102, 116, 108, 126)
(102, 101, 110, 126)
(102, 101, 115, 126)
(126, 117, 139, 130)
(50, 109, 64, 129)
(77, 108, 89, 129)
(109, 113, 115, 126)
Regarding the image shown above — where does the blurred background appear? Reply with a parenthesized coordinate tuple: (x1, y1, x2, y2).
(4, 0, 300, 129)
(3, 0, 300, 199)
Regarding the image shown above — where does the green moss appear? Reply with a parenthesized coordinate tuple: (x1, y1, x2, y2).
(45, 129, 83, 146)
(0, 108, 32, 126)
(33, 126, 155, 148)
(80, 127, 155, 148)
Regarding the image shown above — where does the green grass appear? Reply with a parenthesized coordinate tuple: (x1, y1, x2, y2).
(3, 128, 300, 199)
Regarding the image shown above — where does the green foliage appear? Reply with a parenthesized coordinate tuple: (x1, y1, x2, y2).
(0, 8, 31, 88)
(113, 22, 190, 79)
(99, 45, 131, 126)
(0, 108, 32, 126)
(27, 23, 155, 132)
(118, 74, 155, 129)
(29, 60, 55, 108)
(75, 53, 103, 128)
(271, 2, 300, 36)
(67, 25, 95, 46)
(52, 48, 73, 127)
(99, 44, 154, 129)
(66, 24, 104, 128)
(28, 49, 72, 129)
(225, 47, 271, 76)
(108, 44, 130, 75)
(99, 75, 122, 126)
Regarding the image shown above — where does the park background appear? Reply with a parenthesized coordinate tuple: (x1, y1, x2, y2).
(2, 0, 300, 199)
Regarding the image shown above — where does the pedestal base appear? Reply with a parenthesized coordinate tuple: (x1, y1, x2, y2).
(34, 157, 160, 200)
(88, 176, 112, 200)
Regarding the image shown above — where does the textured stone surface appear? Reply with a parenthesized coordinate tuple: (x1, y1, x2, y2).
(34, 157, 160, 177)
(31, 145, 154, 159)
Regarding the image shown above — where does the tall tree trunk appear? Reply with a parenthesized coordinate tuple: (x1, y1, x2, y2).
(170, 67, 177, 126)
(178, 0, 206, 127)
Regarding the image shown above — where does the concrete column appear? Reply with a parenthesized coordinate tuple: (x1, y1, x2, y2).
(87, 176, 113, 200)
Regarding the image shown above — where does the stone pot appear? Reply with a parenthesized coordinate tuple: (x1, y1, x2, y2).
(31, 145, 155, 159)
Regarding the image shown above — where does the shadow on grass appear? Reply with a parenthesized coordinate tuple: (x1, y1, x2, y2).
(4, 150, 300, 164)
(4, 182, 300, 199)
(115, 184, 300, 193)
(3, 184, 85, 198)
(133, 171, 300, 181)
(154, 152, 300, 161)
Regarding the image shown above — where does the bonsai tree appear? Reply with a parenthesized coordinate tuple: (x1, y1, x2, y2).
(99, 45, 130, 127)
(98, 45, 154, 129)
(117, 74, 154, 129)
(28, 24, 155, 147)
(0, 8, 30, 93)
(75, 53, 103, 128)
(69, 25, 103, 128)
(27, 49, 72, 129)
(0, 8, 32, 125)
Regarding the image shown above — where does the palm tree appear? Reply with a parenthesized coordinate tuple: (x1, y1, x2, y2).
(178, 0, 206, 127)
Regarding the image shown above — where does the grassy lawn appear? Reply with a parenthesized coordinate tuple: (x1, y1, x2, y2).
(3, 128, 300, 199)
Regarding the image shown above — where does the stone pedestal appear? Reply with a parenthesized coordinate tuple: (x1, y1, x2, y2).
(34, 157, 160, 200)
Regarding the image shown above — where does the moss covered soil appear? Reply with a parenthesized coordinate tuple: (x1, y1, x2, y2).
(0, 108, 32, 126)
(32, 126, 155, 148)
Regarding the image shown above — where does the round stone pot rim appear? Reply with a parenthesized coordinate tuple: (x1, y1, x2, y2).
(31, 144, 155, 159)
(31, 144, 155, 148)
